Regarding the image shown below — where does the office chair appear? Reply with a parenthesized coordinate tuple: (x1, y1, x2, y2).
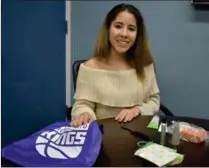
(67, 60, 174, 119)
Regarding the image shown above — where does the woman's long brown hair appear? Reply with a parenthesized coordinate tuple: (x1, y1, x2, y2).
(93, 3, 154, 85)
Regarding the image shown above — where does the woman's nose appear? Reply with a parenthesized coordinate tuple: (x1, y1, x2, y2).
(120, 28, 128, 37)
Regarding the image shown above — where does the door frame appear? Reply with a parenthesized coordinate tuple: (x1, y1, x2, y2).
(66, 0, 71, 107)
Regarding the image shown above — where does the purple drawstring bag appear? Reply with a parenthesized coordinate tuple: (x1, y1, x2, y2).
(2, 121, 102, 167)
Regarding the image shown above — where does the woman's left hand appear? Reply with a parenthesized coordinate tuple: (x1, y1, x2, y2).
(115, 107, 141, 122)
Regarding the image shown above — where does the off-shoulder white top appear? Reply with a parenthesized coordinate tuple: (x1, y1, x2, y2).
(71, 63, 160, 120)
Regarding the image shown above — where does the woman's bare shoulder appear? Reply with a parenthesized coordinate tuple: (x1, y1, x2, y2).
(84, 58, 101, 69)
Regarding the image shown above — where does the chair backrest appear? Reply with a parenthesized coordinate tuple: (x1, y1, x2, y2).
(72, 60, 174, 116)
(72, 59, 87, 90)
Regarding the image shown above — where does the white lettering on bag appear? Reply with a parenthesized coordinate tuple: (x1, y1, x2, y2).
(35, 123, 90, 159)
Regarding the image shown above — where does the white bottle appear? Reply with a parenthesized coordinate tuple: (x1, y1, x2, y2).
(171, 122, 180, 146)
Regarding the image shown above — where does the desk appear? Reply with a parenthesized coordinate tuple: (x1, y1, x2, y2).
(94, 116, 209, 167)
(2, 116, 209, 167)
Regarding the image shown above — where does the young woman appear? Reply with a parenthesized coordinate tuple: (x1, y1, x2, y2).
(71, 3, 160, 127)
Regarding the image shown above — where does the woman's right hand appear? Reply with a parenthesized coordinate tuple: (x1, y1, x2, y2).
(70, 112, 93, 127)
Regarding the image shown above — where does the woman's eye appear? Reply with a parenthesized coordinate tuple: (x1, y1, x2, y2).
(114, 24, 122, 29)
(129, 27, 136, 31)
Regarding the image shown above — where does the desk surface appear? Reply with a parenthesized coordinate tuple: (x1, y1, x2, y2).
(2, 116, 209, 167)
(94, 116, 209, 167)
